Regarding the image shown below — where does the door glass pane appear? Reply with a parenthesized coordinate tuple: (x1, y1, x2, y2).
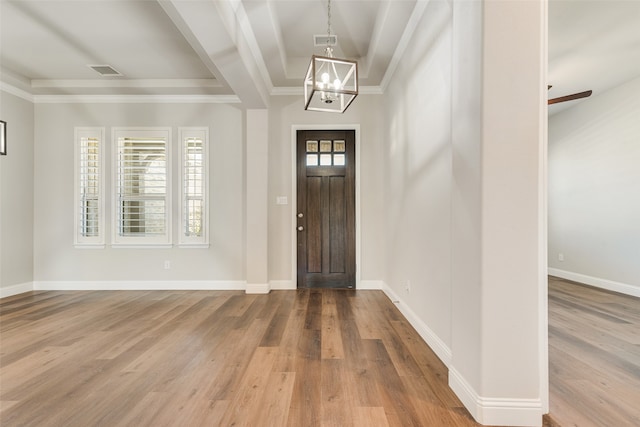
(334, 140, 345, 152)
(306, 140, 318, 152)
(306, 154, 318, 166)
(333, 153, 345, 166)
(320, 153, 332, 165)
(320, 140, 332, 152)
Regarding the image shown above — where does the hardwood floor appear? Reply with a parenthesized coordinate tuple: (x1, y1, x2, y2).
(547, 276, 640, 427)
(3, 280, 636, 426)
(0, 289, 481, 427)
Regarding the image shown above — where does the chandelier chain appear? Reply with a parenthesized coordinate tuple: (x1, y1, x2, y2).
(327, 0, 332, 46)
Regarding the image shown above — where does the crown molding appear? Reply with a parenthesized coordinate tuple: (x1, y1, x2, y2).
(271, 85, 383, 96)
(31, 79, 222, 88)
(32, 94, 241, 104)
(0, 82, 35, 102)
(2, 79, 240, 104)
(4, 80, 383, 103)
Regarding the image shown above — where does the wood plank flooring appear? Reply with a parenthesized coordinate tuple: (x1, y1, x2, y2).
(547, 276, 640, 427)
(0, 289, 481, 427)
(3, 280, 636, 426)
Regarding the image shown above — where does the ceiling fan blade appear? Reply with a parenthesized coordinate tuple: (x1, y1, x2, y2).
(548, 90, 592, 105)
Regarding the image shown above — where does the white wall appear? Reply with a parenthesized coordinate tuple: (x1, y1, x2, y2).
(266, 94, 386, 287)
(549, 76, 640, 295)
(383, 1, 547, 425)
(245, 109, 269, 292)
(450, 0, 483, 395)
(33, 102, 245, 285)
(20, 92, 387, 290)
(474, 0, 545, 411)
(383, 0, 453, 354)
(0, 90, 34, 294)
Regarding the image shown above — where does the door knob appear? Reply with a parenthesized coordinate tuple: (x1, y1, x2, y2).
(297, 226, 304, 231)
(297, 212, 304, 218)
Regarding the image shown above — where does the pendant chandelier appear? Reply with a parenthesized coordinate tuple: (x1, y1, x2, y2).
(304, 0, 358, 113)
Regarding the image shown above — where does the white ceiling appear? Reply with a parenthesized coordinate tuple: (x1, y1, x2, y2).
(0, 0, 420, 105)
(1, 0, 639, 112)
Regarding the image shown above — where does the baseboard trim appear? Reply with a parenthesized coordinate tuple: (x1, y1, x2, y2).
(449, 368, 543, 427)
(380, 282, 452, 367)
(548, 268, 640, 298)
(32, 280, 246, 291)
(0, 282, 34, 298)
(358, 280, 383, 290)
(269, 280, 295, 290)
(245, 283, 270, 294)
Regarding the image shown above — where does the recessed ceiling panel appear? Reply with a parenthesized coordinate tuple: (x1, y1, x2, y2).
(1, 0, 222, 95)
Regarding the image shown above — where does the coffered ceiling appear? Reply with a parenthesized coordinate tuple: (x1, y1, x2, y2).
(1, 0, 639, 113)
(0, 0, 421, 106)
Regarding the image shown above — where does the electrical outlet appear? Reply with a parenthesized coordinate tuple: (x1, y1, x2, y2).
(558, 253, 564, 262)
(164, 260, 171, 269)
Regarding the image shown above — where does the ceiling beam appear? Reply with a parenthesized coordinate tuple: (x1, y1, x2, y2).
(159, 0, 270, 109)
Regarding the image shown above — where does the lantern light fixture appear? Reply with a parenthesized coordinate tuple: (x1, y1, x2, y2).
(304, 0, 358, 113)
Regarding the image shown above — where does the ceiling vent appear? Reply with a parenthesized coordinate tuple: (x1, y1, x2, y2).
(314, 35, 337, 47)
(88, 65, 122, 77)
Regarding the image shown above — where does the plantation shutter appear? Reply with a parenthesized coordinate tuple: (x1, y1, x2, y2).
(75, 128, 105, 247)
(113, 128, 171, 246)
(179, 128, 208, 246)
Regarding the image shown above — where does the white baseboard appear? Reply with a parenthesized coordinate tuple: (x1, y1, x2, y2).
(245, 283, 270, 294)
(380, 282, 452, 367)
(358, 280, 383, 290)
(548, 268, 640, 298)
(269, 280, 295, 290)
(449, 368, 542, 426)
(0, 282, 34, 298)
(33, 280, 246, 291)
(381, 282, 543, 426)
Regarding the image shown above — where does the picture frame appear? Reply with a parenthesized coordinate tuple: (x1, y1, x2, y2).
(0, 120, 6, 155)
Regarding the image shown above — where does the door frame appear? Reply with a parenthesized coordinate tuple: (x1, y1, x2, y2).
(290, 124, 361, 289)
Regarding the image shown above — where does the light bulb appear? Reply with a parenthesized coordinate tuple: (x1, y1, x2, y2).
(321, 73, 330, 84)
(334, 78, 341, 89)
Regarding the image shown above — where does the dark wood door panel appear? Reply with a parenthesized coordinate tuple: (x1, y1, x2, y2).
(297, 129, 355, 289)
(306, 177, 322, 273)
(329, 176, 346, 273)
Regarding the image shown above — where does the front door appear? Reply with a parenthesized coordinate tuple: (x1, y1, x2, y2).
(296, 130, 356, 288)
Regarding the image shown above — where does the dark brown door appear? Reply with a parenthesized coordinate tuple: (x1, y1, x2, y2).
(296, 130, 356, 288)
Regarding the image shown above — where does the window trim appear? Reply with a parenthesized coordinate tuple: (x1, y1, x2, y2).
(111, 127, 172, 248)
(178, 127, 210, 248)
(74, 127, 105, 248)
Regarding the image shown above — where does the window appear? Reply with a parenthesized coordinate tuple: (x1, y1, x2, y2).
(74, 128, 105, 247)
(305, 139, 346, 166)
(112, 128, 171, 246)
(179, 128, 209, 247)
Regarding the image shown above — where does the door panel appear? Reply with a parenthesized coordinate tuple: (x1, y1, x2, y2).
(297, 130, 355, 289)
(307, 177, 322, 273)
(329, 177, 346, 272)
